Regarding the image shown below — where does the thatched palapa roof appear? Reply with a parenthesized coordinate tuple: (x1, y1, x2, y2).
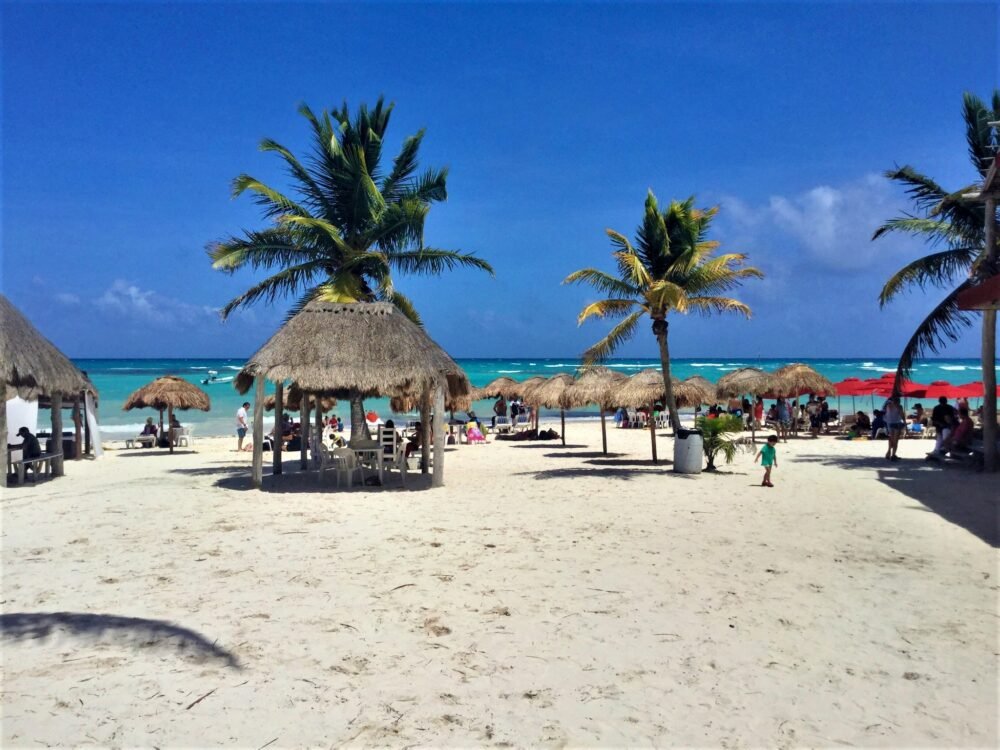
(235, 301, 469, 402)
(715, 367, 773, 397)
(0, 294, 95, 400)
(615, 369, 708, 408)
(682, 375, 717, 405)
(770, 363, 835, 397)
(122, 376, 211, 412)
(264, 385, 337, 413)
(525, 374, 576, 408)
(561, 367, 626, 409)
(470, 377, 519, 401)
(514, 376, 547, 401)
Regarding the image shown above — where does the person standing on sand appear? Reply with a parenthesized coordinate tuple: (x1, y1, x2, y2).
(236, 401, 250, 451)
(883, 396, 905, 462)
(754, 434, 778, 487)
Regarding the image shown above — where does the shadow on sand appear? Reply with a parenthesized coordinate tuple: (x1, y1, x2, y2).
(169, 462, 434, 493)
(793, 452, 999, 547)
(0, 612, 241, 668)
(113, 449, 199, 458)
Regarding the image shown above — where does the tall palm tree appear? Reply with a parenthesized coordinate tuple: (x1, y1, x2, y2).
(208, 97, 493, 435)
(874, 91, 999, 470)
(564, 191, 763, 432)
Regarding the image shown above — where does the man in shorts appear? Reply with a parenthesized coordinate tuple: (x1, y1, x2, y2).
(883, 396, 905, 461)
(236, 401, 250, 451)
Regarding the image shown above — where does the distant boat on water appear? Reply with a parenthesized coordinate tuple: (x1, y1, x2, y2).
(200, 370, 234, 385)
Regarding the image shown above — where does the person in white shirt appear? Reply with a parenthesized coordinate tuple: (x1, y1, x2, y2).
(236, 401, 250, 451)
(882, 396, 905, 462)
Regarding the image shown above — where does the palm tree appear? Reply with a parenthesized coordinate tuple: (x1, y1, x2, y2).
(874, 91, 999, 470)
(564, 191, 763, 431)
(208, 97, 493, 436)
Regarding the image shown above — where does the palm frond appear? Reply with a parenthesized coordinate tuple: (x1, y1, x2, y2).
(582, 310, 644, 364)
(892, 282, 977, 380)
(879, 246, 979, 305)
(613, 251, 652, 288)
(562, 268, 639, 298)
(872, 216, 964, 244)
(207, 229, 316, 273)
(685, 296, 753, 318)
(383, 248, 494, 276)
(383, 288, 422, 326)
(381, 128, 424, 200)
(258, 138, 327, 212)
(277, 215, 352, 255)
(218, 261, 324, 319)
(577, 298, 640, 323)
(231, 174, 309, 220)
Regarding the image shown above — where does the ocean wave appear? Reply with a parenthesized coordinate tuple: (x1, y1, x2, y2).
(691, 363, 724, 367)
(939, 365, 973, 371)
(190, 366, 209, 370)
(606, 363, 646, 369)
(223, 365, 242, 371)
(497, 370, 522, 374)
(543, 364, 578, 368)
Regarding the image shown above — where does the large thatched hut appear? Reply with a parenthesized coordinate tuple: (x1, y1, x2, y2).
(1, 295, 96, 485)
(236, 301, 470, 488)
(122, 376, 211, 453)
(470, 376, 519, 401)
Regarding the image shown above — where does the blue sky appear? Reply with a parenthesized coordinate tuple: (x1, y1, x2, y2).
(2, 1, 997, 359)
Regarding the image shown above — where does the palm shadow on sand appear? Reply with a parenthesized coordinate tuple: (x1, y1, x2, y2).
(0, 612, 241, 668)
(793, 452, 998, 547)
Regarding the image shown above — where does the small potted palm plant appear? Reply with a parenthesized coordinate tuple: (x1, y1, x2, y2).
(695, 415, 748, 471)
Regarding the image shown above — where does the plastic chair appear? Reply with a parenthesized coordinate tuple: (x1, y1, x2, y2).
(319, 445, 365, 487)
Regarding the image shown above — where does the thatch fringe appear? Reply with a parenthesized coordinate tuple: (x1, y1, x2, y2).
(1, 295, 94, 399)
(715, 367, 773, 397)
(770, 363, 835, 397)
(524, 374, 576, 408)
(561, 367, 627, 409)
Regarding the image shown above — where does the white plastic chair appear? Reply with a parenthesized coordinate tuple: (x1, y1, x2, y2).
(494, 416, 512, 434)
(176, 426, 193, 447)
(513, 415, 530, 432)
(319, 445, 365, 487)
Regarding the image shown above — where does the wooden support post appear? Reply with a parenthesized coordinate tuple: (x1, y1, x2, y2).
(1, 400, 7, 488)
(273, 382, 283, 476)
(84, 401, 91, 455)
(648, 401, 657, 463)
(252, 378, 265, 488)
(52, 393, 64, 476)
(599, 407, 607, 455)
(420, 387, 432, 474)
(72, 398, 82, 459)
(167, 405, 174, 454)
(560, 409, 566, 446)
(314, 401, 324, 469)
(432, 383, 445, 487)
(300, 395, 310, 471)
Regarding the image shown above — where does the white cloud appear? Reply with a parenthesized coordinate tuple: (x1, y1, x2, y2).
(95, 280, 219, 327)
(718, 174, 911, 272)
(55, 292, 80, 305)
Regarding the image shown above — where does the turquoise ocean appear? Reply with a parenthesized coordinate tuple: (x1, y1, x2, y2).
(75, 357, 991, 438)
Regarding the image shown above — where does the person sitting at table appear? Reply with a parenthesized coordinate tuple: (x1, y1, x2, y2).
(855, 411, 871, 432)
(170, 414, 181, 430)
(137, 417, 158, 447)
(15, 427, 43, 477)
(381, 420, 402, 454)
(405, 423, 426, 458)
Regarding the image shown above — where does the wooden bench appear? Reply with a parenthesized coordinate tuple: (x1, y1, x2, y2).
(10, 452, 61, 484)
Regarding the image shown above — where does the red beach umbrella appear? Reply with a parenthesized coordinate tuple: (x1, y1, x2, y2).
(954, 382, 1000, 398)
(919, 380, 959, 399)
(834, 377, 870, 396)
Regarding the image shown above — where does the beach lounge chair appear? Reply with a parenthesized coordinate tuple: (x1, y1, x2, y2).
(493, 416, 512, 434)
(513, 414, 530, 432)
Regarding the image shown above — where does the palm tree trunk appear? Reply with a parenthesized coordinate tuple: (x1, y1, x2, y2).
(599, 408, 607, 455)
(349, 395, 370, 445)
(654, 320, 682, 432)
(982, 195, 997, 472)
(982, 309, 996, 471)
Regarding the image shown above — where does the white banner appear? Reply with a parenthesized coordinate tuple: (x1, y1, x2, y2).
(5, 397, 38, 445)
(85, 392, 103, 458)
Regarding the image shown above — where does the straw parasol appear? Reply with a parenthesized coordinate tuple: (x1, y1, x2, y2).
(236, 301, 469, 488)
(123, 376, 211, 453)
(716, 367, 773, 398)
(681, 375, 717, 406)
(615, 369, 672, 462)
(561, 367, 627, 454)
(389, 388, 471, 415)
(770, 363, 836, 398)
(1, 295, 97, 485)
(524, 373, 575, 446)
(470, 377, 519, 401)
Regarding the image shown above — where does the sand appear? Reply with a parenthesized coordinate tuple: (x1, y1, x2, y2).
(1, 422, 997, 748)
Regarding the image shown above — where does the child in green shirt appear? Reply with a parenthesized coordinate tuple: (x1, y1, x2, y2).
(755, 435, 779, 487)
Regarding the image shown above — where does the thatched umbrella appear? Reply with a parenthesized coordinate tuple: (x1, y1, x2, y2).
(681, 375, 717, 407)
(1, 295, 98, 485)
(771, 363, 836, 398)
(122, 376, 211, 453)
(524, 373, 575, 446)
(562, 367, 627, 454)
(614, 369, 673, 462)
(716, 366, 773, 445)
(236, 301, 469, 488)
(470, 376, 519, 401)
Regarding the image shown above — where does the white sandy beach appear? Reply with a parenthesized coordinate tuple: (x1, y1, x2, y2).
(1, 422, 997, 748)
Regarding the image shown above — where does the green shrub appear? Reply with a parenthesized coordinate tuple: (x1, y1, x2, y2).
(695, 415, 748, 471)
